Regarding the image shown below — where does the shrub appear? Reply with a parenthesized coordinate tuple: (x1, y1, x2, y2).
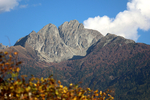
(0, 51, 114, 100)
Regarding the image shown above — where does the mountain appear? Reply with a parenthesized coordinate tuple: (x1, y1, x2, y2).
(0, 43, 8, 49)
(58, 33, 150, 99)
(15, 20, 103, 63)
(1, 20, 150, 100)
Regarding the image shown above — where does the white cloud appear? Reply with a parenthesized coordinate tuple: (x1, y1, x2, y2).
(20, 4, 28, 8)
(83, 0, 150, 41)
(0, 0, 19, 13)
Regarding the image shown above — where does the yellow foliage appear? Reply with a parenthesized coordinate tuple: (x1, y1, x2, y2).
(0, 51, 114, 100)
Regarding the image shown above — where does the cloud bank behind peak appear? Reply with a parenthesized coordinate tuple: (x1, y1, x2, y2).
(83, 0, 150, 41)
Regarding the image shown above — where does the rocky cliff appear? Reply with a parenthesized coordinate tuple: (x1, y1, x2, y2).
(15, 20, 103, 62)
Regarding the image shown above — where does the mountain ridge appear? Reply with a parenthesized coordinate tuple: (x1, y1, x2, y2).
(14, 20, 104, 62)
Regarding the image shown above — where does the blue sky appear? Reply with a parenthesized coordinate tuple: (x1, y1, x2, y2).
(0, 0, 150, 46)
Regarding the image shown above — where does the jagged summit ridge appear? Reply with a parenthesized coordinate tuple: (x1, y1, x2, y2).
(15, 20, 103, 62)
(59, 20, 103, 56)
(59, 20, 84, 30)
(14, 20, 135, 63)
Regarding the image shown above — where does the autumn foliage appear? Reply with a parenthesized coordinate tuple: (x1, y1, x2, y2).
(0, 51, 114, 100)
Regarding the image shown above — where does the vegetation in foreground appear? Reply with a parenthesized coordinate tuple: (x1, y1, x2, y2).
(0, 51, 114, 100)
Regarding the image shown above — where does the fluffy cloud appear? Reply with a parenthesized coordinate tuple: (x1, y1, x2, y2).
(83, 0, 150, 41)
(0, 0, 19, 13)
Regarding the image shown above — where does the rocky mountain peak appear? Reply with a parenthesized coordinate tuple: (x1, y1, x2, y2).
(14, 20, 103, 62)
(58, 20, 103, 55)
(14, 20, 136, 63)
(0, 43, 8, 50)
(99, 33, 135, 47)
(29, 30, 36, 35)
(38, 24, 58, 36)
(59, 20, 84, 30)
(107, 33, 135, 44)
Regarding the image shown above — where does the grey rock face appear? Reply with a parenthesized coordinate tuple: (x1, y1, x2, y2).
(58, 20, 103, 56)
(101, 33, 135, 47)
(15, 20, 135, 63)
(15, 20, 103, 62)
(0, 43, 8, 49)
(15, 24, 73, 62)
